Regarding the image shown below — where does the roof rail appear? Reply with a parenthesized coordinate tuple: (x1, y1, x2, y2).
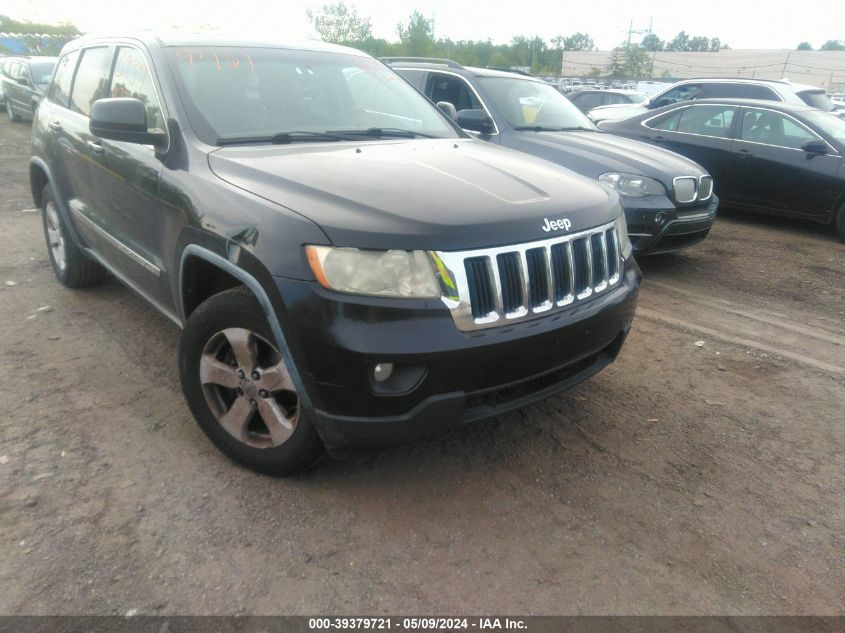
(485, 67, 532, 76)
(379, 56, 463, 69)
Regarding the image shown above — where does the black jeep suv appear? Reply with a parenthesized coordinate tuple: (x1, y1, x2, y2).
(30, 34, 640, 473)
(386, 58, 719, 255)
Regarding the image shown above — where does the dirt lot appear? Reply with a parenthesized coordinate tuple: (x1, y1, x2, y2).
(0, 114, 843, 616)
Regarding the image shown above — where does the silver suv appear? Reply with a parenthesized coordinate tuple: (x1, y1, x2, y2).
(588, 77, 837, 124)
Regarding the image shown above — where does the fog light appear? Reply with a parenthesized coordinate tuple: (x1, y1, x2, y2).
(373, 363, 394, 383)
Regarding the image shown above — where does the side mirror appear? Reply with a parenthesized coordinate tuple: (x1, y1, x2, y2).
(801, 139, 828, 155)
(436, 101, 457, 120)
(455, 109, 495, 134)
(90, 98, 166, 146)
(16, 76, 30, 86)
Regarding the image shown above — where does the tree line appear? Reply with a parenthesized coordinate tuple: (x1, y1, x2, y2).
(306, 3, 739, 77)
(0, 14, 81, 55)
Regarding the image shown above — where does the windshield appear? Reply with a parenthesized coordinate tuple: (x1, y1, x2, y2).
(478, 76, 597, 130)
(803, 110, 845, 145)
(165, 46, 459, 144)
(28, 61, 55, 85)
(798, 90, 834, 112)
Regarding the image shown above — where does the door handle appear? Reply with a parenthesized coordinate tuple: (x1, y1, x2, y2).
(736, 148, 753, 159)
(87, 140, 104, 155)
(651, 135, 666, 143)
(48, 120, 62, 131)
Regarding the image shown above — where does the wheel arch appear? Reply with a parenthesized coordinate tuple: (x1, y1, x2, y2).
(29, 159, 49, 208)
(178, 245, 312, 407)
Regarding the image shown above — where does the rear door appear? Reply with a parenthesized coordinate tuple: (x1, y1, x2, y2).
(50, 45, 113, 250)
(730, 106, 840, 218)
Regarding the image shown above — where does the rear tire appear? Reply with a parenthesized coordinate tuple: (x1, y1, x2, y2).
(40, 185, 107, 288)
(179, 287, 325, 475)
(835, 205, 845, 243)
(7, 101, 21, 122)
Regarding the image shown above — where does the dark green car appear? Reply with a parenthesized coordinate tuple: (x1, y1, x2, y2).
(2, 55, 56, 122)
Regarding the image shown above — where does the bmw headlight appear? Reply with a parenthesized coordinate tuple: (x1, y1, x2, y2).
(599, 172, 666, 198)
(305, 246, 440, 298)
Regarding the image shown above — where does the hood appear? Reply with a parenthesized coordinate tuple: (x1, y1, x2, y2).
(208, 139, 620, 251)
(505, 130, 708, 185)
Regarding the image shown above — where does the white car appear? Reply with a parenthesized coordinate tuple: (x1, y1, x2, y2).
(588, 77, 836, 125)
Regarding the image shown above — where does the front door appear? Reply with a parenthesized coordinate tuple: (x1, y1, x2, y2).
(87, 44, 169, 304)
(731, 107, 840, 218)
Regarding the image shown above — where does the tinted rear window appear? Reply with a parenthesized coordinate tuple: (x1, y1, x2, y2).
(744, 85, 780, 100)
(48, 51, 78, 108)
(70, 47, 112, 117)
(798, 90, 834, 112)
(28, 61, 56, 84)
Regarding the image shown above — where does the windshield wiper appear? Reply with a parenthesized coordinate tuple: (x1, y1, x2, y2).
(326, 127, 439, 139)
(216, 131, 353, 146)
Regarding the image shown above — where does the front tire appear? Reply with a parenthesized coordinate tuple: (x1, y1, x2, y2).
(40, 185, 107, 287)
(179, 287, 324, 475)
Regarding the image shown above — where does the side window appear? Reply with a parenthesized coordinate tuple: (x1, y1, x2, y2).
(647, 109, 684, 131)
(740, 109, 819, 149)
(652, 83, 703, 108)
(648, 105, 735, 137)
(9, 62, 21, 80)
(70, 47, 112, 117)
(427, 73, 481, 112)
(743, 85, 779, 101)
(702, 83, 745, 98)
(575, 92, 603, 110)
(48, 50, 79, 108)
(604, 94, 629, 105)
(395, 68, 427, 91)
(110, 47, 165, 133)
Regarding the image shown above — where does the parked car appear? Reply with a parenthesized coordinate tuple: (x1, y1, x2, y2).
(387, 59, 718, 255)
(600, 98, 845, 240)
(2, 55, 57, 121)
(588, 77, 837, 125)
(31, 34, 640, 473)
(568, 89, 648, 114)
(0, 58, 7, 106)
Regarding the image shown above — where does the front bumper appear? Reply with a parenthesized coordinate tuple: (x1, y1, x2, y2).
(275, 260, 640, 451)
(625, 195, 719, 255)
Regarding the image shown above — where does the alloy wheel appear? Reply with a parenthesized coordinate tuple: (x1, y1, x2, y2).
(45, 201, 67, 272)
(199, 328, 299, 449)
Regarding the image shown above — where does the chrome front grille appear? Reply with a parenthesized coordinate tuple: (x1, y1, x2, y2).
(674, 175, 714, 204)
(432, 221, 622, 332)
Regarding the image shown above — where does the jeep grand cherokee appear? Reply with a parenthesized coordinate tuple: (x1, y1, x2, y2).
(30, 34, 640, 473)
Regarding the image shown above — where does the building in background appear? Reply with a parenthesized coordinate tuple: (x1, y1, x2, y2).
(562, 49, 845, 90)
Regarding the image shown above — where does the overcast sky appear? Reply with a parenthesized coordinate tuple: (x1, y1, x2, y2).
(3, 0, 843, 50)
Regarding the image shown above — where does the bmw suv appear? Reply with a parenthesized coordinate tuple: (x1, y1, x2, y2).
(387, 58, 718, 254)
(30, 34, 640, 473)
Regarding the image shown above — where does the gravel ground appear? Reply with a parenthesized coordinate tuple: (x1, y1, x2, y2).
(0, 114, 843, 615)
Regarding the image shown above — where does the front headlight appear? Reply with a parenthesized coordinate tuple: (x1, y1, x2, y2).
(614, 209, 632, 259)
(305, 245, 440, 298)
(599, 172, 667, 198)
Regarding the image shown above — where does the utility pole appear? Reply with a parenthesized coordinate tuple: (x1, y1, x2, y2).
(781, 50, 792, 78)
